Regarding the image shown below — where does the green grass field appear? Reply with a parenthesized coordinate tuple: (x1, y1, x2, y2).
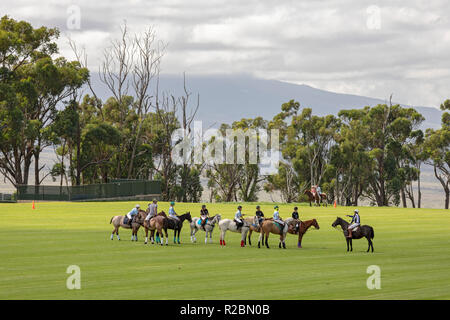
(0, 201, 449, 299)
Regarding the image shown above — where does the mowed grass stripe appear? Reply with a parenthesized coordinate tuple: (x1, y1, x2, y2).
(0, 202, 449, 299)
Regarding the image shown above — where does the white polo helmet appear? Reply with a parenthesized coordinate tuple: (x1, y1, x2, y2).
(136, 204, 140, 208)
(354, 209, 359, 213)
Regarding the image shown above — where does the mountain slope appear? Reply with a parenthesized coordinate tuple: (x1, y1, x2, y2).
(89, 73, 443, 128)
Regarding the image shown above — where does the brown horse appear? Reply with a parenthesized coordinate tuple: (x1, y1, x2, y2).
(144, 211, 168, 245)
(245, 216, 268, 246)
(110, 209, 147, 241)
(257, 219, 290, 249)
(258, 218, 320, 249)
(304, 189, 328, 207)
(284, 217, 320, 248)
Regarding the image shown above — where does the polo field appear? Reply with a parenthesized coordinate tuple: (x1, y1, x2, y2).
(0, 202, 449, 299)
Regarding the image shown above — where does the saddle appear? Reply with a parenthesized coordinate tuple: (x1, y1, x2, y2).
(123, 216, 134, 225)
(234, 219, 244, 229)
(197, 218, 208, 230)
(274, 222, 284, 232)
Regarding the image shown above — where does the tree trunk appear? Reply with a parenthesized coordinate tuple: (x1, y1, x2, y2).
(445, 189, 449, 210)
(417, 167, 422, 208)
(400, 187, 407, 208)
(76, 122, 81, 186)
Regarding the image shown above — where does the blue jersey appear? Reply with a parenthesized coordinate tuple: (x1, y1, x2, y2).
(128, 208, 138, 217)
(273, 210, 280, 220)
(169, 206, 176, 217)
(235, 210, 242, 219)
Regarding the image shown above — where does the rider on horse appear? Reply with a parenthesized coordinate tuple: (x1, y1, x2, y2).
(273, 205, 285, 232)
(292, 206, 300, 233)
(169, 201, 180, 222)
(346, 209, 361, 238)
(200, 204, 209, 230)
(255, 205, 264, 225)
(145, 199, 158, 223)
(126, 204, 140, 225)
(234, 205, 244, 230)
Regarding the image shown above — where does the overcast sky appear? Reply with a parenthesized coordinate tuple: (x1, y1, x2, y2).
(2, 0, 449, 108)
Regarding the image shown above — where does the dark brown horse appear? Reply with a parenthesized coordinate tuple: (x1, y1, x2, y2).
(285, 218, 320, 248)
(163, 212, 192, 244)
(304, 189, 328, 206)
(332, 217, 374, 252)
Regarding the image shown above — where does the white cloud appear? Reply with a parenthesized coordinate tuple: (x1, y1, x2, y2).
(1, 0, 449, 107)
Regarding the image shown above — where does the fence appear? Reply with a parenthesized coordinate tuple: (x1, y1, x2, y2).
(16, 180, 161, 201)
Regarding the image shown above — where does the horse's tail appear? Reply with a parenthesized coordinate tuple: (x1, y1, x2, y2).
(110, 217, 113, 224)
(370, 227, 375, 239)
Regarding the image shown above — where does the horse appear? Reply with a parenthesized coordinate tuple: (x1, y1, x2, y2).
(304, 189, 328, 207)
(284, 217, 320, 248)
(144, 211, 167, 245)
(245, 216, 268, 246)
(257, 219, 290, 249)
(190, 214, 222, 244)
(218, 218, 251, 247)
(163, 212, 192, 244)
(331, 217, 374, 252)
(110, 209, 147, 241)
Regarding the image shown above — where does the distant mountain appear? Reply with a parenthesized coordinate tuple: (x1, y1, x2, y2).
(88, 73, 443, 129)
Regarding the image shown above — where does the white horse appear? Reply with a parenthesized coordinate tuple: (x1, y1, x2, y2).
(190, 214, 222, 244)
(218, 217, 256, 247)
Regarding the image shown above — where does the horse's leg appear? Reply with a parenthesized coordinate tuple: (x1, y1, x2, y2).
(110, 224, 116, 240)
(177, 228, 181, 244)
(145, 227, 148, 244)
(298, 233, 303, 248)
(346, 238, 349, 251)
(150, 230, 155, 244)
(278, 234, 282, 248)
(265, 231, 270, 248)
(116, 226, 120, 241)
(165, 228, 169, 246)
(350, 239, 353, 251)
(158, 228, 163, 246)
(209, 230, 213, 243)
(220, 230, 226, 246)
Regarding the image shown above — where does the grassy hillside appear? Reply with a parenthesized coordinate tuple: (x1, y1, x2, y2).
(0, 202, 449, 299)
